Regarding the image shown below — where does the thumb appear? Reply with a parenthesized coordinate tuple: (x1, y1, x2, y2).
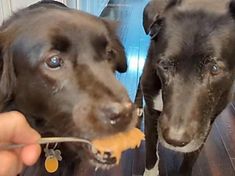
(0, 111, 40, 143)
(0, 111, 41, 165)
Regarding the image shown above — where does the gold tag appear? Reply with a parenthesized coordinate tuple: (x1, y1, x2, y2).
(44, 143, 62, 173)
(45, 155, 59, 173)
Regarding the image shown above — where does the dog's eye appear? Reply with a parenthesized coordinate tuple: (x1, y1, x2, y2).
(46, 56, 63, 69)
(210, 64, 221, 75)
(157, 59, 174, 71)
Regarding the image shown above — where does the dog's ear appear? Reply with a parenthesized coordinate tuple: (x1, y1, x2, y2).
(143, 0, 181, 39)
(229, 0, 235, 18)
(102, 19, 127, 73)
(107, 39, 127, 73)
(0, 33, 16, 110)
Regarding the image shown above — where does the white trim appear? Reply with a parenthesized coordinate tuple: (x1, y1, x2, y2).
(76, 0, 79, 9)
(0, 0, 12, 21)
(0, 4, 3, 24)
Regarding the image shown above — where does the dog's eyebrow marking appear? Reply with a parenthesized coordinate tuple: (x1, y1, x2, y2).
(51, 34, 71, 52)
(91, 34, 108, 61)
(166, 0, 182, 11)
(178, 0, 228, 14)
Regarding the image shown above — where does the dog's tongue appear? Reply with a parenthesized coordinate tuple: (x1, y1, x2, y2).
(91, 128, 145, 164)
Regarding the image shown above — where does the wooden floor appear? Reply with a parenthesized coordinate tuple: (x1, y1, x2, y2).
(86, 0, 235, 175)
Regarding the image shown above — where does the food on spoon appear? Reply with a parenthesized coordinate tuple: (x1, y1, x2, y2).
(91, 128, 145, 164)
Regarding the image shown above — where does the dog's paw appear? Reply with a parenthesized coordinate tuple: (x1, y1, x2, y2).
(136, 108, 144, 117)
(143, 162, 159, 176)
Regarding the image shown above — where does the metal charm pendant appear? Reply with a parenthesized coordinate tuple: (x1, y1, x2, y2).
(44, 143, 62, 173)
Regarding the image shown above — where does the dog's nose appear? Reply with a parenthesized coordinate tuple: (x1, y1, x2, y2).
(101, 102, 133, 125)
(162, 128, 191, 147)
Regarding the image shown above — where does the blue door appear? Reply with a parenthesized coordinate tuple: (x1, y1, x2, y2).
(67, 0, 109, 16)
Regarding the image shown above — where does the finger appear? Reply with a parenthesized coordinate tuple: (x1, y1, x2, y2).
(0, 111, 41, 144)
(21, 143, 41, 166)
(0, 150, 23, 176)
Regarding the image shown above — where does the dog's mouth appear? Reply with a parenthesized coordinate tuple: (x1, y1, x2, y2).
(89, 149, 117, 170)
(64, 140, 117, 169)
(87, 126, 144, 170)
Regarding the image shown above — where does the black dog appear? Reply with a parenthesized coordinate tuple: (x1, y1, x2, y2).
(137, 0, 235, 175)
(0, 1, 137, 175)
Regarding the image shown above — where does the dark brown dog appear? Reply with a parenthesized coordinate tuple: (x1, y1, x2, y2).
(138, 0, 235, 175)
(0, 2, 137, 175)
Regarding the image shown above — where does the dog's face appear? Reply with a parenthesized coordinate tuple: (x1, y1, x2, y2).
(144, 0, 235, 152)
(0, 6, 136, 161)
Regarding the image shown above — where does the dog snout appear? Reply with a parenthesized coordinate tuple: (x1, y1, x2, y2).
(101, 102, 133, 125)
(162, 127, 191, 147)
(160, 112, 201, 147)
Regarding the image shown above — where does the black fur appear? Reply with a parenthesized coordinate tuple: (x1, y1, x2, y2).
(138, 0, 235, 175)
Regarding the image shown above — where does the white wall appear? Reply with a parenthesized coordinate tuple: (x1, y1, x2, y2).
(11, 0, 67, 11)
(0, 0, 67, 24)
(11, 0, 39, 12)
(0, 0, 109, 25)
(0, 0, 12, 24)
(0, 6, 3, 24)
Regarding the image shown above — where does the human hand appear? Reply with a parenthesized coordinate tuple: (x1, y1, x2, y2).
(0, 111, 41, 176)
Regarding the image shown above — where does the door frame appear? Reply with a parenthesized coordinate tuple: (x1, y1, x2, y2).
(0, 0, 12, 22)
